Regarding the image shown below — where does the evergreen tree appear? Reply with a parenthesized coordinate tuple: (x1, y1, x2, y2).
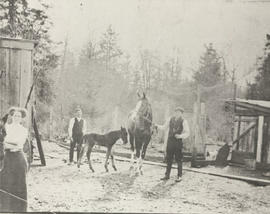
(193, 43, 222, 87)
(99, 25, 122, 72)
(0, 0, 59, 125)
(247, 34, 270, 100)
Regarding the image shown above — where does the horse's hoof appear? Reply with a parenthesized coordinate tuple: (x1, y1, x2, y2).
(113, 166, 117, 171)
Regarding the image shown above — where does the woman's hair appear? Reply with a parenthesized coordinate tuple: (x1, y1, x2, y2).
(8, 107, 28, 118)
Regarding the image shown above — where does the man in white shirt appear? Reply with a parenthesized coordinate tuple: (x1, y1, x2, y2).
(160, 106, 190, 182)
(68, 107, 87, 164)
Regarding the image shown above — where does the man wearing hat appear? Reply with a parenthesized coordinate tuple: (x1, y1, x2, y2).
(68, 106, 87, 165)
(161, 106, 190, 182)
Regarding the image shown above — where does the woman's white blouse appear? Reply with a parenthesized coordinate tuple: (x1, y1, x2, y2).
(4, 123, 28, 150)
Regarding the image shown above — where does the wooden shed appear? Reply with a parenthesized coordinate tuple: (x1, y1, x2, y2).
(225, 99, 270, 169)
(0, 37, 37, 119)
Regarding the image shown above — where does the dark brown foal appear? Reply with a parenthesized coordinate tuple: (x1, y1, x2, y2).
(77, 127, 128, 172)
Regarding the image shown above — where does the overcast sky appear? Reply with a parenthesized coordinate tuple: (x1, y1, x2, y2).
(30, 0, 270, 85)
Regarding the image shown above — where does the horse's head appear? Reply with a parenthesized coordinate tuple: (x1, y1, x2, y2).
(135, 93, 152, 124)
(120, 126, 128, 144)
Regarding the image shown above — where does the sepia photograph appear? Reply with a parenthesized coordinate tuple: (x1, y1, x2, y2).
(1, 0, 270, 213)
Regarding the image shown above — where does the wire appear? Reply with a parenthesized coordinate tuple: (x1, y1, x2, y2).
(0, 188, 28, 204)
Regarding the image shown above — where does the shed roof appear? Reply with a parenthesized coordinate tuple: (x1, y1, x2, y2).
(225, 99, 270, 116)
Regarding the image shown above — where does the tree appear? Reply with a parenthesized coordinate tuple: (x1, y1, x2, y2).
(0, 0, 59, 127)
(193, 43, 222, 87)
(246, 34, 270, 100)
(98, 25, 122, 72)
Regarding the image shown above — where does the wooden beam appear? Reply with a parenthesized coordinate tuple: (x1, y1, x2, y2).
(235, 111, 269, 117)
(114, 156, 270, 186)
(235, 102, 270, 115)
(32, 107, 46, 166)
(233, 123, 256, 146)
(234, 118, 257, 122)
(0, 39, 36, 50)
(236, 116, 241, 149)
(256, 116, 264, 163)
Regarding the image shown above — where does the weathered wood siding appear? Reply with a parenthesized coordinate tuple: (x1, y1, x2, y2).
(0, 37, 35, 119)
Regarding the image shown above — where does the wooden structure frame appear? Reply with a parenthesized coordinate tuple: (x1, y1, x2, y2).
(225, 99, 270, 169)
(0, 37, 45, 166)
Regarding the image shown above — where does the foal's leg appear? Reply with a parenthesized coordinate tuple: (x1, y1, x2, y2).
(77, 143, 87, 168)
(110, 149, 117, 171)
(87, 144, 95, 172)
(104, 147, 111, 172)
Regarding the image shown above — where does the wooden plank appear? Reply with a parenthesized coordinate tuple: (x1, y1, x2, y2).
(113, 156, 270, 186)
(236, 102, 270, 115)
(236, 116, 241, 149)
(0, 48, 6, 115)
(19, 50, 32, 106)
(256, 116, 264, 163)
(234, 118, 257, 122)
(231, 150, 255, 165)
(4, 49, 9, 113)
(233, 123, 256, 146)
(8, 49, 21, 107)
(19, 50, 32, 126)
(191, 102, 198, 167)
(256, 162, 270, 171)
(32, 107, 46, 166)
(0, 39, 35, 50)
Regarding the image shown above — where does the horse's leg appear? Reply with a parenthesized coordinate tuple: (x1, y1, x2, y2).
(77, 143, 87, 168)
(104, 147, 111, 172)
(134, 134, 142, 175)
(110, 149, 117, 171)
(129, 133, 136, 170)
(87, 144, 95, 172)
(139, 135, 151, 175)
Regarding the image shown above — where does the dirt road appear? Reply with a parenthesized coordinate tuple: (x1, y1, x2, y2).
(27, 141, 270, 213)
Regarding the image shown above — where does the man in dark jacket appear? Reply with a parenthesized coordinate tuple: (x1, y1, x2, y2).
(161, 107, 190, 182)
(68, 107, 87, 165)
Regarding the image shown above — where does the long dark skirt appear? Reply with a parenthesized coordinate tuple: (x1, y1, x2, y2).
(0, 151, 28, 212)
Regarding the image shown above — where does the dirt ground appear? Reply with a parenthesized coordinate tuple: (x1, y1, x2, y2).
(27, 141, 270, 213)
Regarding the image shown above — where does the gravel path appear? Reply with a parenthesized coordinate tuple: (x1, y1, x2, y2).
(27, 141, 270, 213)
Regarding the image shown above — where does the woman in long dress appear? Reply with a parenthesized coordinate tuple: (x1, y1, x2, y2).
(0, 107, 29, 212)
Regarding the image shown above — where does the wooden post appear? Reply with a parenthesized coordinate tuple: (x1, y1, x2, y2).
(191, 85, 201, 167)
(191, 102, 198, 167)
(256, 116, 264, 163)
(49, 106, 53, 140)
(201, 102, 206, 157)
(236, 116, 241, 150)
(32, 106, 46, 166)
